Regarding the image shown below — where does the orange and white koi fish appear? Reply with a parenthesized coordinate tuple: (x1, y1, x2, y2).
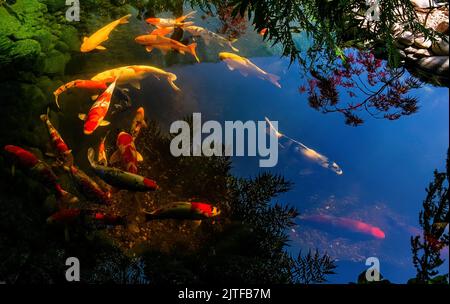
(40, 108, 73, 165)
(135, 34, 200, 62)
(98, 131, 109, 166)
(145, 11, 196, 28)
(91, 65, 180, 91)
(259, 28, 268, 36)
(130, 107, 147, 139)
(78, 77, 118, 135)
(80, 14, 132, 52)
(219, 52, 281, 88)
(110, 131, 143, 174)
(53, 80, 109, 108)
(184, 25, 239, 52)
(265, 117, 343, 175)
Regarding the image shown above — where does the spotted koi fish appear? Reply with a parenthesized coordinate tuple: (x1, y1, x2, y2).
(130, 107, 147, 139)
(66, 165, 111, 205)
(53, 80, 109, 108)
(110, 132, 143, 174)
(78, 77, 118, 135)
(144, 202, 221, 221)
(47, 208, 126, 226)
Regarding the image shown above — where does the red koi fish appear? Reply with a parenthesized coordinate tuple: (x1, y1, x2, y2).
(53, 80, 109, 108)
(47, 208, 126, 226)
(110, 132, 143, 174)
(4, 145, 77, 203)
(300, 214, 385, 239)
(40, 108, 73, 165)
(78, 77, 118, 135)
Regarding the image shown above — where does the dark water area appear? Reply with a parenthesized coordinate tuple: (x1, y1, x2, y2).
(0, 0, 448, 284)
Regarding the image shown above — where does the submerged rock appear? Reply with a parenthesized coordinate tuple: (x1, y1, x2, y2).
(411, 0, 437, 8)
(414, 36, 432, 49)
(397, 31, 415, 46)
(431, 37, 449, 55)
(417, 56, 449, 75)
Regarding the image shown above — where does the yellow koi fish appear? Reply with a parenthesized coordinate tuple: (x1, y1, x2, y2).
(80, 14, 132, 53)
(130, 107, 148, 139)
(91, 65, 180, 91)
(135, 34, 200, 62)
(219, 52, 281, 88)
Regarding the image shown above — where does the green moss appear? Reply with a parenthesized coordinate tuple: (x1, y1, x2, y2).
(59, 25, 80, 52)
(42, 49, 70, 75)
(10, 39, 42, 68)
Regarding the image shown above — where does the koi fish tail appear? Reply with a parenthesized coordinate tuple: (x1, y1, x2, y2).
(176, 11, 196, 23)
(229, 42, 239, 52)
(40, 107, 50, 123)
(55, 184, 79, 204)
(266, 73, 281, 88)
(167, 73, 181, 91)
(188, 42, 200, 62)
(119, 14, 132, 24)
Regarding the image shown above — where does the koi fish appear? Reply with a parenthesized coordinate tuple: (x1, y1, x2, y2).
(299, 214, 385, 239)
(80, 14, 132, 52)
(144, 202, 221, 221)
(265, 117, 343, 175)
(91, 65, 180, 91)
(219, 52, 281, 88)
(110, 132, 143, 174)
(184, 25, 239, 52)
(53, 80, 109, 108)
(87, 147, 158, 192)
(98, 131, 109, 166)
(78, 77, 118, 135)
(65, 165, 111, 205)
(4, 145, 78, 203)
(40, 108, 73, 165)
(145, 11, 196, 28)
(130, 107, 147, 139)
(47, 208, 126, 226)
(150, 27, 175, 36)
(135, 34, 200, 62)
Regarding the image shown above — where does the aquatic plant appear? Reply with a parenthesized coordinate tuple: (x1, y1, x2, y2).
(409, 149, 449, 284)
(291, 249, 336, 284)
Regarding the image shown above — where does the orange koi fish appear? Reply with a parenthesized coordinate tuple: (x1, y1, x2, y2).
(130, 107, 147, 139)
(135, 34, 200, 62)
(150, 27, 175, 36)
(98, 131, 109, 166)
(80, 14, 132, 52)
(40, 108, 73, 164)
(259, 28, 268, 36)
(145, 11, 196, 28)
(110, 131, 143, 174)
(78, 77, 118, 135)
(91, 65, 180, 91)
(53, 80, 109, 108)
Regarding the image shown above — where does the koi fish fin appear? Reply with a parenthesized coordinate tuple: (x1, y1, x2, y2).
(87, 148, 96, 167)
(96, 45, 107, 51)
(54, 92, 61, 109)
(160, 49, 169, 55)
(167, 73, 180, 91)
(130, 80, 141, 90)
(11, 164, 15, 176)
(229, 42, 239, 52)
(119, 14, 132, 24)
(91, 94, 99, 101)
(226, 63, 235, 71)
(83, 37, 88, 42)
(78, 113, 86, 121)
(145, 46, 153, 53)
(187, 42, 200, 62)
(266, 73, 281, 88)
(192, 220, 202, 228)
(99, 120, 110, 126)
(109, 150, 121, 164)
(239, 70, 249, 77)
(45, 152, 56, 158)
(202, 36, 211, 46)
(136, 151, 144, 162)
(175, 11, 196, 23)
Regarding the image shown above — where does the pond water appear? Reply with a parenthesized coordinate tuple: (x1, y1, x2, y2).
(2, 2, 448, 283)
